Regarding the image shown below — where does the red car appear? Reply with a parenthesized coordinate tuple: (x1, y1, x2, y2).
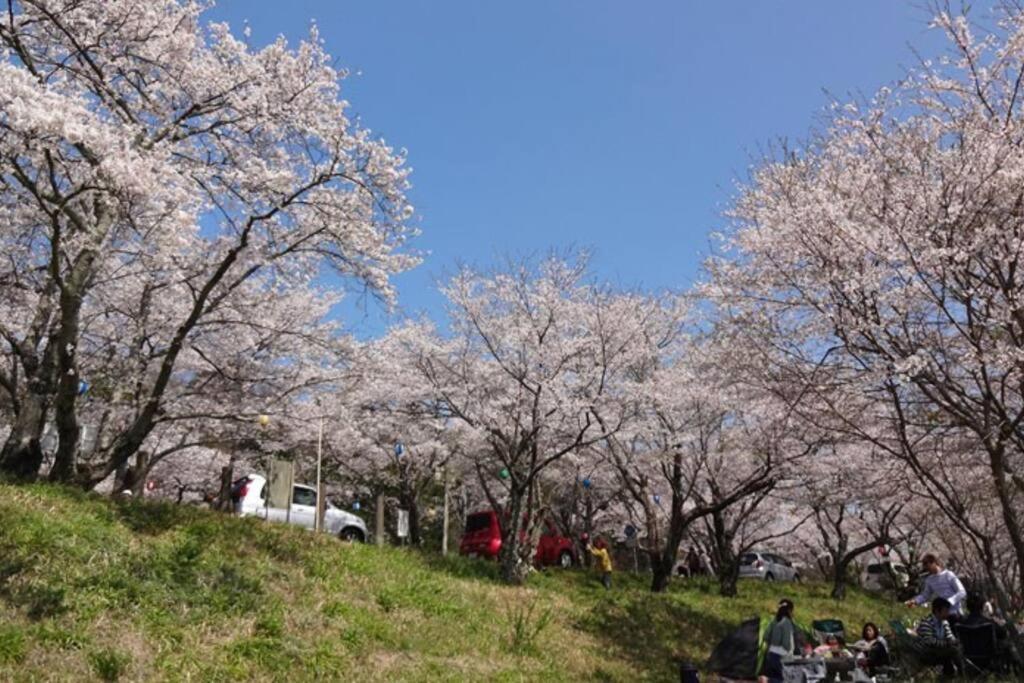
(459, 510, 577, 568)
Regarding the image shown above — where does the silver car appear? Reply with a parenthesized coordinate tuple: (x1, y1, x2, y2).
(233, 473, 368, 542)
(738, 551, 800, 582)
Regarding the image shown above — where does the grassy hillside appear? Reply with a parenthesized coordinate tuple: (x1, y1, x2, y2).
(0, 483, 914, 682)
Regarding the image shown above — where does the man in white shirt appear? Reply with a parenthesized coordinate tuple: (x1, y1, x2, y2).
(905, 554, 967, 619)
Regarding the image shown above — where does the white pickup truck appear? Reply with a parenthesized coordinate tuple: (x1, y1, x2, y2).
(232, 473, 368, 542)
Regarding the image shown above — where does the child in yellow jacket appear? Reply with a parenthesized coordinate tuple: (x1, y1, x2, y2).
(586, 537, 613, 590)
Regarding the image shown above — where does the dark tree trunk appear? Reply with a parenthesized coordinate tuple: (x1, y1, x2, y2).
(583, 490, 594, 569)
(214, 464, 234, 511)
(831, 562, 849, 600)
(650, 552, 675, 592)
(406, 498, 421, 545)
(130, 451, 150, 497)
(0, 393, 48, 480)
(708, 508, 741, 597)
(497, 482, 531, 584)
(650, 451, 690, 593)
(719, 563, 740, 597)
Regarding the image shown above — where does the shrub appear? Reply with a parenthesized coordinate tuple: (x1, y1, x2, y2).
(503, 595, 553, 656)
(0, 625, 26, 664)
(88, 648, 131, 682)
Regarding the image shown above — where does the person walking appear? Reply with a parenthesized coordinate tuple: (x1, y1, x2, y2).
(586, 537, 613, 590)
(905, 554, 967, 620)
(762, 599, 798, 683)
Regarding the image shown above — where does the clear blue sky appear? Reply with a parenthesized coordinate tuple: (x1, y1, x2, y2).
(209, 1, 956, 337)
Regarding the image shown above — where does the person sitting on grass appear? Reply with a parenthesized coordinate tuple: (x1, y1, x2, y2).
(585, 536, 613, 590)
(914, 597, 965, 678)
(853, 622, 889, 673)
(813, 633, 852, 658)
(961, 591, 1022, 671)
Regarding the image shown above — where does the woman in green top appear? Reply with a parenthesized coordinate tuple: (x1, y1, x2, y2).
(762, 599, 796, 683)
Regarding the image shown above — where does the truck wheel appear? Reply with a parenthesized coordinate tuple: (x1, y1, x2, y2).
(558, 551, 573, 569)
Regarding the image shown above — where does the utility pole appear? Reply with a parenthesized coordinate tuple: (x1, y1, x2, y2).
(375, 494, 385, 546)
(441, 466, 450, 556)
(315, 413, 324, 532)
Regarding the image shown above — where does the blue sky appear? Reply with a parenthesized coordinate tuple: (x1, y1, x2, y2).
(209, 1, 954, 337)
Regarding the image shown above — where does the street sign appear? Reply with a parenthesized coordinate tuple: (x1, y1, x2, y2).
(394, 442, 404, 457)
(396, 509, 409, 538)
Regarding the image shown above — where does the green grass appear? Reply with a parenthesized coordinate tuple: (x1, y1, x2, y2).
(0, 482, 914, 681)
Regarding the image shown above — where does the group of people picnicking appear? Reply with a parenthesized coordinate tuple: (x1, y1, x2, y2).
(760, 554, 1022, 682)
(762, 600, 891, 682)
(582, 538, 1023, 678)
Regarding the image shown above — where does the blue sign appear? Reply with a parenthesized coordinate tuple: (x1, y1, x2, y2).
(653, 494, 662, 505)
(582, 478, 592, 489)
(352, 501, 361, 511)
(77, 380, 89, 396)
(394, 442, 404, 457)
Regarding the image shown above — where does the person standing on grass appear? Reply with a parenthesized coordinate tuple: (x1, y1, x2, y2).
(586, 537, 613, 589)
(762, 599, 797, 683)
(905, 554, 967, 621)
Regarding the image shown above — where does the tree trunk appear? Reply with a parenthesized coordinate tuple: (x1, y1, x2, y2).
(214, 464, 234, 511)
(708, 509, 740, 597)
(988, 444, 1024, 609)
(407, 498, 421, 546)
(831, 563, 849, 601)
(498, 484, 530, 584)
(719, 563, 740, 597)
(650, 552, 675, 592)
(48, 357, 81, 483)
(0, 393, 48, 480)
(650, 451, 690, 593)
(716, 548, 740, 597)
(583, 491, 594, 569)
(130, 451, 150, 497)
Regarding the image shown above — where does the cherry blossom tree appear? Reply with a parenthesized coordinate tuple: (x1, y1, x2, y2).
(708, 3, 1024, 614)
(0, 0, 417, 485)
(409, 255, 659, 584)
(791, 444, 904, 600)
(320, 326, 459, 545)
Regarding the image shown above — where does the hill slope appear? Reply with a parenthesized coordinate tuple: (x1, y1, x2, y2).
(0, 483, 912, 681)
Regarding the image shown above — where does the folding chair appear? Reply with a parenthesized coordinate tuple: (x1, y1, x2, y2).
(887, 619, 911, 636)
(811, 618, 845, 645)
(886, 620, 926, 679)
(953, 621, 999, 676)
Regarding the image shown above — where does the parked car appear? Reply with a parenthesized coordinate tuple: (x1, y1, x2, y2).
(232, 474, 368, 542)
(861, 560, 910, 593)
(458, 510, 577, 568)
(738, 551, 800, 582)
